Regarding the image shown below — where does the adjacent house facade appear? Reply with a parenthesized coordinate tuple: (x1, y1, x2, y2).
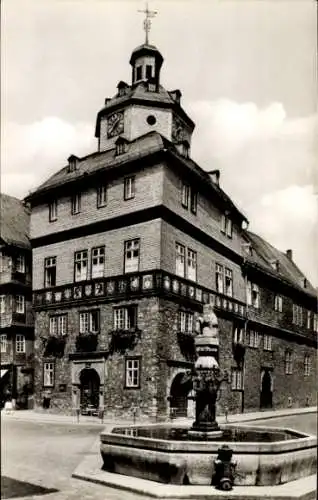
(0, 194, 34, 409)
(26, 42, 317, 418)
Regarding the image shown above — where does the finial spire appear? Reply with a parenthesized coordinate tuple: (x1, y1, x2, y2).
(138, 2, 157, 45)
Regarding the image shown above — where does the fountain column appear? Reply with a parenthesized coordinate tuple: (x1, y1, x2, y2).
(188, 303, 226, 439)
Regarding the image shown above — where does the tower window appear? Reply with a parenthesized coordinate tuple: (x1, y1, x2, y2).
(136, 66, 142, 81)
(146, 115, 156, 126)
(146, 65, 153, 79)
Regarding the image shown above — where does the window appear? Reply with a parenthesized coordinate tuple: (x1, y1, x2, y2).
(181, 183, 190, 208)
(285, 351, 293, 374)
(246, 329, 259, 348)
(233, 326, 245, 344)
(125, 358, 140, 388)
(124, 176, 135, 200)
(231, 368, 243, 390)
(146, 65, 152, 79)
(313, 314, 318, 333)
(224, 268, 233, 297)
(74, 251, 88, 282)
(263, 334, 272, 351)
(176, 243, 185, 277)
(16, 295, 25, 314)
(71, 193, 81, 214)
(44, 257, 56, 288)
(179, 311, 194, 333)
(16, 334, 25, 353)
(79, 310, 100, 334)
(0, 334, 7, 353)
(136, 65, 142, 81)
(0, 251, 3, 272)
(97, 185, 107, 208)
(216, 264, 224, 294)
(116, 141, 127, 155)
(190, 190, 197, 214)
(114, 306, 137, 330)
(181, 184, 197, 214)
(124, 239, 139, 273)
(187, 249, 197, 282)
(306, 310, 312, 330)
(0, 295, 5, 314)
(49, 200, 57, 221)
(246, 281, 260, 308)
(221, 214, 232, 238)
(274, 295, 283, 312)
(293, 304, 303, 326)
(304, 355, 311, 376)
(92, 247, 105, 278)
(43, 362, 55, 387)
(16, 254, 25, 273)
(49, 315, 67, 336)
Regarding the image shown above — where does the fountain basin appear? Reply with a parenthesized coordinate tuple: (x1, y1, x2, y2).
(100, 424, 317, 486)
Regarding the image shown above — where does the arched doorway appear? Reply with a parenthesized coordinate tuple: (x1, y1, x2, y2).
(79, 368, 100, 412)
(169, 372, 193, 418)
(260, 369, 273, 409)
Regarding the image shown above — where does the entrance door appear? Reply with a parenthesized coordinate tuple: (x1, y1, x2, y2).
(79, 368, 100, 412)
(260, 369, 273, 409)
(169, 372, 192, 418)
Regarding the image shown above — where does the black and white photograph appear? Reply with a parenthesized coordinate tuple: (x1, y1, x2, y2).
(1, 1, 317, 499)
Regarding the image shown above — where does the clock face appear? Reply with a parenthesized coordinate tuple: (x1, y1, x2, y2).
(107, 111, 124, 138)
(172, 115, 185, 142)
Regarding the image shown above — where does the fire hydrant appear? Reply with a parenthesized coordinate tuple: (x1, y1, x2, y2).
(212, 444, 236, 490)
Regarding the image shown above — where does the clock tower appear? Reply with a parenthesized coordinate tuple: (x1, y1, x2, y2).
(95, 10, 195, 155)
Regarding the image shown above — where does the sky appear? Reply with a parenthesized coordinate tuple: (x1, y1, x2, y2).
(1, 0, 317, 285)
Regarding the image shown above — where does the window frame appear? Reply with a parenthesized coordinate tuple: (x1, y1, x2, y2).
(113, 306, 137, 331)
(233, 325, 245, 345)
(263, 334, 272, 351)
(125, 356, 141, 389)
(190, 190, 197, 215)
(216, 263, 224, 294)
(91, 246, 105, 279)
(181, 183, 190, 209)
(16, 334, 26, 353)
(124, 176, 135, 200)
(285, 351, 293, 375)
(97, 184, 107, 208)
(136, 65, 142, 81)
(16, 254, 25, 273)
(49, 200, 58, 222)
(74, 250, 89, 282)
(224, 267, 233, 297)
(124, 239, 140, 274)
(49, 314, 67, 336)
(79, 310, 100, 334)
(175, 243, 186, 278)
(71, 193, 81, 215)
(15, 295, 25, 314)
(304, 355, 311, 376)
(231, 368, 243, 391)
(43, 361, 55, 388)
(179, 310, 194, 333)
(186, 248, 197, 282)
(246, 329, 259, 348)
(0, 333, 7, 353)
(274, 295, 283, 312)
(0, 295, 5, 314)
(44, 257, 57, 288)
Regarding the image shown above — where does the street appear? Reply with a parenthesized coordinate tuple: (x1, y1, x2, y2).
(1, 412, 317, 499)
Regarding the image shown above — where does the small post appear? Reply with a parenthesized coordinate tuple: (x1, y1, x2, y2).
(132, 406, 137, 425)
(224, 405, 229, 423)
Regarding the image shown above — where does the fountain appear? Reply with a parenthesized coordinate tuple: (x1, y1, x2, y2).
(100, 304, 317, 488)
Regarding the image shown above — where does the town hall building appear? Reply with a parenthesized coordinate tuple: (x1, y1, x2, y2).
(26, 23, 317, 418)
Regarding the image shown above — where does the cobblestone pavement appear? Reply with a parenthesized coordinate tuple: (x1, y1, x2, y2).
(1, 412, 316, 499)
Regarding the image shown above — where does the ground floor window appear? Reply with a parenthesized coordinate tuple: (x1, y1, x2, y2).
(304, 355, 311, 376)
(285, 351, 293, 374)
(43, 362, 55, 387)
(125, 358, 140, 388)
(231, 368, 243, 390)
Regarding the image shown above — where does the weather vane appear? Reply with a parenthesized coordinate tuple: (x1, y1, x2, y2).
(138, 2, 157, 45)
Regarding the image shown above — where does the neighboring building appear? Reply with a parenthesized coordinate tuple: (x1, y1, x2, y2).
(0, 194, 34, 408)
(26, 40, 317, 418)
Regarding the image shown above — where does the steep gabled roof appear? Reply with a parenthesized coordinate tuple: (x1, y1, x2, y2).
(0, 193, 31, 249)
(244, 230, 317, 297)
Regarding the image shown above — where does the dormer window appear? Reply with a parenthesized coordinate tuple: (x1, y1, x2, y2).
(117, 81, 129, 97)
(136, 65, 142, 81)
(115, 137, 129, 156)
(270, 260, 280, 272)
(176, 140, 190, 158)
(68, 155, 78, 173)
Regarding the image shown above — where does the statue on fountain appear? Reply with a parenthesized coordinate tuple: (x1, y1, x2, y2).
(189, 303, 228, 438)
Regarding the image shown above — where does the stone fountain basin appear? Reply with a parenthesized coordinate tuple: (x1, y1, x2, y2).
(100, 423, 317, 486)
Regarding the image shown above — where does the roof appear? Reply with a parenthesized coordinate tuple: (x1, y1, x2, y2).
(95, 81, 195, 137)
(0, 193, 31, 249)
(24, 130, 247, 223)
(129, 43, 164, 66)
(244, 230, 317, 297)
